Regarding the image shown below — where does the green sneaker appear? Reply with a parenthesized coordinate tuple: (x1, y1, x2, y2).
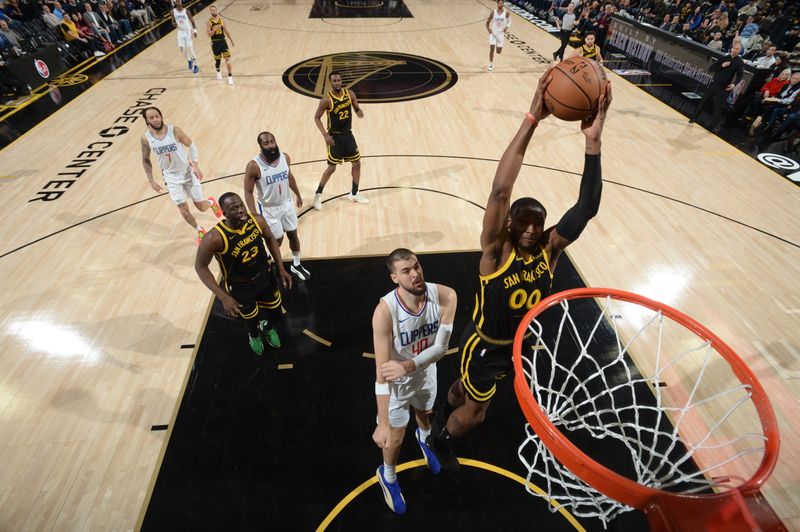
(248, 334, 264, 355)
(259, 320, 281, 348)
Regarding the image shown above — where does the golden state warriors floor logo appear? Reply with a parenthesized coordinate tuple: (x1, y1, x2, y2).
(283, 51, 457, 103)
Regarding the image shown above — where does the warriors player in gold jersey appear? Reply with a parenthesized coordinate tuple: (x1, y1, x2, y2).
(572, 31, 604, 65)
(206, 5, 234, 85)
(427, 69, 612, 470)
(195, 192, 293, 356)
(312, 71, 368, 210)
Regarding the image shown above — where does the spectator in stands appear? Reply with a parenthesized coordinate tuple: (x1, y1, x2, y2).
(708, 30, 724, 50)
(738, 0, 757, 18)
(688, 5, 704, 32)
(59, 11, 104, 56)
(127, 0, 153, 27)
(51, 1, 65, 21)
(781, 27, 800, 52)
(749, 70, 800, 135)
(677, 22, 694, 39)
(741, 67, 791, 123)
(0, 18, 21, 48)
(62, 0, 81, 15)
(83, 3, 115, 44)
(666, 14, 681, 33)
(99, 1, 129, 38)
(747, 44, 777, 69)
(112, 0, 140, 30)
(41, 3, 59, 26)
(658, 13, 671, 29)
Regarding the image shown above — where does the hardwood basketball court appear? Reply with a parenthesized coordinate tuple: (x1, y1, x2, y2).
(1, 0, 798, 529)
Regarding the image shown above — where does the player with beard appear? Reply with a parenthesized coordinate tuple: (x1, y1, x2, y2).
(195, 193, 293, 355)
(427, 69, 612, 470)
(372, 248, 457, 514)
(244, 132, 311, 281)
(140, 106, 222, 244)
(206, 4, 234, 85)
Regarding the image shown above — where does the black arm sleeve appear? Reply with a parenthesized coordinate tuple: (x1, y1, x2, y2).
(555, 153, 602, 242)
(733, 58, 744, 85)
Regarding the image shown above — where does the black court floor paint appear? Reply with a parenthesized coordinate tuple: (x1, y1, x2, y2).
(142, 251, 658, 531)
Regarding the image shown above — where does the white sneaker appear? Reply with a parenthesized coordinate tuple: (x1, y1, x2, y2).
(94, 51, 105, 57)
(348, 193, 370, 204)
(488, 64, 493, 72)
(227, 76, 234, 86)
(312, 193, 322, 210)
(216, 70, 222, 80)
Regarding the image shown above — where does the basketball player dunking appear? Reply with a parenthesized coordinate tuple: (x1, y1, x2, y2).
(172, 0, 198, 74)
(206, 4, 234, 85)
(572, 31, 604, 65)
(486, 0, 511, 72)
(244, 132, 311, 282)
(312, 71, 368, 210)
(140, 106, 222, 244)
(373, 249, 457, 514)
(195, 193, 293, 356)
(427, 69, 612, 470)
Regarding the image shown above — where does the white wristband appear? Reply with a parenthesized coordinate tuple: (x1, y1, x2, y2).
(375, 382, 389, 395)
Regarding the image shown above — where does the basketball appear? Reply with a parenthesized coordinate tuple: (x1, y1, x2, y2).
(544, 57, 607, 121)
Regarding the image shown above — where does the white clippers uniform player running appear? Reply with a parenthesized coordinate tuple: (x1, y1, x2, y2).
(486, 0, 511, 71)
(243, 131, 311, 281)
(372, 248, 456, 514)
(141, 106, 221, 245)
(172, 0, 198, 73)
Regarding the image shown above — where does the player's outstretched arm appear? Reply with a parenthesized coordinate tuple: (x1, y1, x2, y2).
(195, 230, 242, 317)
(548, 82, 612, 254)
(243, 160, 260, 214)
(481, 68, 553, 257)
(254, 214, 293, 289)
(372, 301, 393, 449)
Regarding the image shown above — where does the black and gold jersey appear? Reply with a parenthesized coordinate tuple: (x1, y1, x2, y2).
(209, 16, 225, 42)
(326, 90, 353, 134)
(581, 44, 600, 60)
(472, 246, 554, 343)
(213, 214, 269, 286)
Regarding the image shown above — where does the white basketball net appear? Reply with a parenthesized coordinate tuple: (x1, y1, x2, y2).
(517, 295, 768, 528)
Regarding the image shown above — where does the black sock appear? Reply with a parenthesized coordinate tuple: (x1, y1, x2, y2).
(315, 184, 324, 194)
(351, 182, 359, 195)
(246, 318, 259, 336)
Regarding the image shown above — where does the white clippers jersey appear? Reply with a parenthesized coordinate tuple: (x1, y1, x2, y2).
(381, 283, 441, 369)
(492, 8, 509, 33)
(254, 152, 291, 207)
(173, 8, 190, 32)
(146, 125, 190, 182)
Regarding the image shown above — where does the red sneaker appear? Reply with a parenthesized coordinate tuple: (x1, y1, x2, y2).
(208, 196, 223, 219)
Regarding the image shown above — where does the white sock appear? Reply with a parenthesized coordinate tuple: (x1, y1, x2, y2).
(418, 427, 431, 441)
(292, 252, 301, 267)
(196, 225, 203, 231)
(383, 463, 397, 483)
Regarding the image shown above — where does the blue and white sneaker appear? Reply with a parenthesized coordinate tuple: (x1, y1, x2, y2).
(376, 466, 406, 514)
(187, 59, 193, 71)
(416, 429, 441, 474)
(192, 63, 199, 74)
